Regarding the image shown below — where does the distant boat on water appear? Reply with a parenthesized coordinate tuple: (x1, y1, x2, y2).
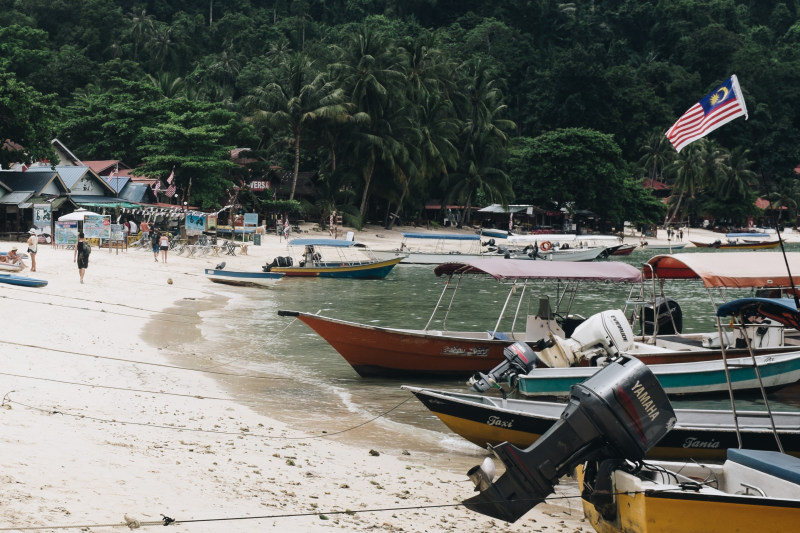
(691, 233, 780, 250)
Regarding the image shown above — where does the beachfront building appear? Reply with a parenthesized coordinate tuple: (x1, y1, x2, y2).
(0, 169, 76, 238)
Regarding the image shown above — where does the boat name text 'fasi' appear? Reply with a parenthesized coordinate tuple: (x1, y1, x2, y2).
(609, 313, 629, 343)
(682, 437, 721, 449)
(486, 416, 513, 428)
(631, 380, 660, 422)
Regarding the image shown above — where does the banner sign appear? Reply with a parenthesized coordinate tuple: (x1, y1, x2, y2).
(249, 180, 270, 191)
(110, 223, 125, 241)
(33, 204, 51, 231)
(83, 215, 111, 240)
(206, 214, 217, 232)
(55, 221, 79, 246)
(185, 213, 206, 234)
(243, 212, 258, 229)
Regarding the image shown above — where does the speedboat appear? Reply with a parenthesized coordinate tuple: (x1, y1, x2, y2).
(266, 238, 403, 279)
(279, 259, 644, 377)
(204, 268, 284, 287)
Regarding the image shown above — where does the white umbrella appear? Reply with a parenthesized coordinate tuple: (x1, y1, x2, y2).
(58, 208, 102, 222)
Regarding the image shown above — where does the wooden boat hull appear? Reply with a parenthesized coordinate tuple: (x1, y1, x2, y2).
(204, 268, 283, 287)
(0, 263, 25, 272)
(0, 273, 47, 287)
(690, 240, 780, 250)
(402, 386, 800, 460)
(278, 311, 513, 377)
(644, 243, 688, 251)
(270, 257, 402, 278)
(578, 453, 800, 533)
(609, 244, 636, 256)
(516, 352, 800, 397)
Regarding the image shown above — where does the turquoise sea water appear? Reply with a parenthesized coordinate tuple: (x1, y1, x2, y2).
(193, 245, 800, 469)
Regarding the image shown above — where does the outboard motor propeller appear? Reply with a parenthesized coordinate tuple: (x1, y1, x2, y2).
(469, 342, 540, 392)
(463, 355, 676, 523)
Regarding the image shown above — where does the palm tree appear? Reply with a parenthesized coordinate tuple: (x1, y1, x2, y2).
(127, 8, 154, 62)
(447, 58, 515, 226)
(243, 52, 347, 200)
(715, 146, 756, 200)
(638, 131, 674, 183)
(447, 130, 513, 227)
(146, 72, 185, 98)
(329, 24, 405, 218)
(145, 23, 179, 72)
(664, 140, 707, 226)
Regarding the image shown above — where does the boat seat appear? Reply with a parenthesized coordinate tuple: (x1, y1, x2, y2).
(727, 449, 800, 485)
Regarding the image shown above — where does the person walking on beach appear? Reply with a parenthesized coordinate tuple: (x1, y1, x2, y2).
(140, 220, 150, 242)
(26, 229, 38, 272)
(151, 229, 161, 261)
(159, 231, 170, 263)
(73, 232, 89, 283)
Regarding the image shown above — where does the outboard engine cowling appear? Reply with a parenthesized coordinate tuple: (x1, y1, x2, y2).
(536, 310, 635, 368)
(641, 297, 682, 335)
(469, 342, 540, 392)
(463, 355, 676, 523)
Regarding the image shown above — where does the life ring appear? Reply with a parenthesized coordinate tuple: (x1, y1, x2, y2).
(540, 241, 552, 251)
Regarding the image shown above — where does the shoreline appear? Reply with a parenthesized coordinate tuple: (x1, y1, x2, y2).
(3, 223, 797, 531)
(0, 229, 590, 532)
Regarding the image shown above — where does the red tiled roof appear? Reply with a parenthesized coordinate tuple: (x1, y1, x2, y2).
(642, 178, 670, 191)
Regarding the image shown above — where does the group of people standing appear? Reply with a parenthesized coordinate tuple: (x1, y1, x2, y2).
(149, 227, 170, 263)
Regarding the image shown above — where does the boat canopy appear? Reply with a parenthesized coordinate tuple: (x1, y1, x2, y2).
(645, 252, 800, 287)
(716, 297, 800, 329)
(401, 232, 480, 241)
(433, 258, 642, 282)
(506, 234, 621, 245)
(725, 232, 771, 238)
(288, 238, 365, 248)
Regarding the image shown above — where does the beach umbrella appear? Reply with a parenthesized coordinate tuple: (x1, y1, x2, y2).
(58, 208, 102, 222)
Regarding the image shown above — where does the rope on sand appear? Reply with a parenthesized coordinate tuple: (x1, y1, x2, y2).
(4, 395, 413, 441)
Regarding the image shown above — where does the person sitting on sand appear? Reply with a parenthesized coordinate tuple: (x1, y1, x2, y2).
(1, 246, 27, 268)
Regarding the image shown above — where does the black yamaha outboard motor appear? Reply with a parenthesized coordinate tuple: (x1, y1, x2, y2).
(640, 297, 682, 335)
(470, 342, 541, 393)
(463, 355, 676, 523)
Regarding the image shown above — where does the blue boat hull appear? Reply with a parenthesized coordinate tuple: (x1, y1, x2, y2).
(0, 273, 47, 287)
(204, 268, 283, 287)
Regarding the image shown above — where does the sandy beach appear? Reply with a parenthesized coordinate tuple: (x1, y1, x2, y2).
(2, 223, 797, 532)
(0, 225, 593, 533)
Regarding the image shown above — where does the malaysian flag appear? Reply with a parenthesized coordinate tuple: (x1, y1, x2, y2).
(153, 180, 161, 193)
(165, 183, 176, 197)
(167, 169, 175, 184)
(666, 75, 748, 152)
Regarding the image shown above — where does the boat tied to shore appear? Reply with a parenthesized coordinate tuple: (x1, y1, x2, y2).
(278, 259, 643, 377)
(265, 238, 403, 279)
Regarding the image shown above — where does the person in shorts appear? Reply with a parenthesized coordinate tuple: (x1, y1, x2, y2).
(73, 232, 89, 283)
(151, 229, 161, 261)
(159, 231, 170, 263)
(26, 229, 38, 272)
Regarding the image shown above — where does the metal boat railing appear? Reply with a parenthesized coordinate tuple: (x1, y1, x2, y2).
(717, 311, 784, 453)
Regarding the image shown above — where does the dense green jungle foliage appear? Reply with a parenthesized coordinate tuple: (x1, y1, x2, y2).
(2, 0, 800, 229)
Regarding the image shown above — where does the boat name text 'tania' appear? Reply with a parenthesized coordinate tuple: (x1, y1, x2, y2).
(682, 437, 721, 449)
